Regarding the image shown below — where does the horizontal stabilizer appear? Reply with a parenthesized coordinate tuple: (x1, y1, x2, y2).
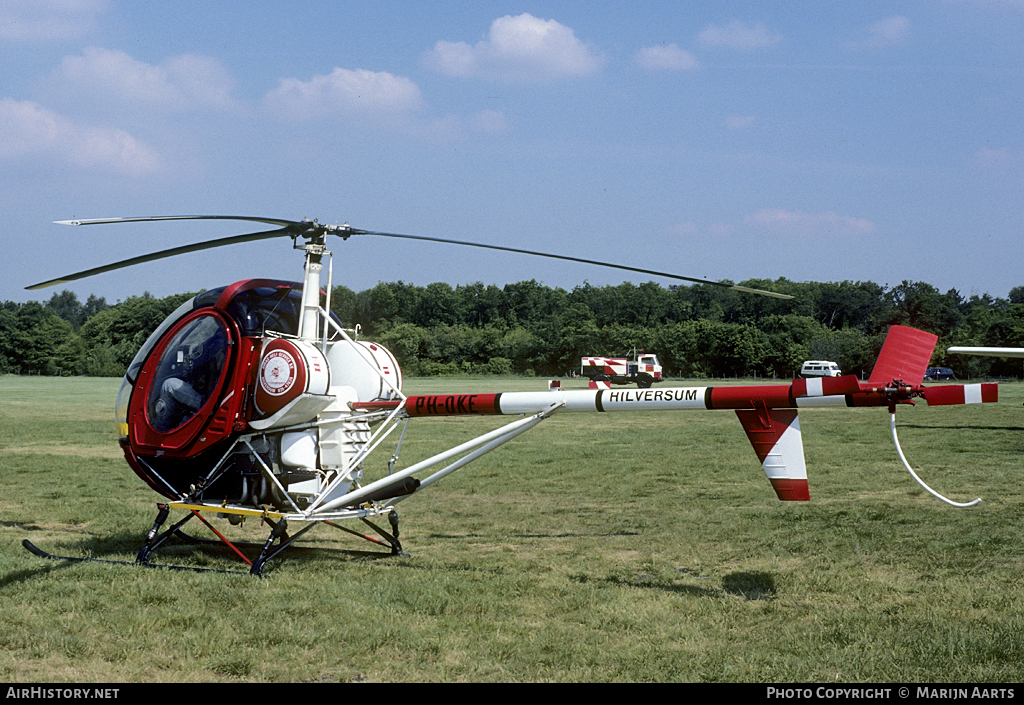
(735, 408, 810, 501)
(868, 325, 938, 386)
(921, 383, 998, 406)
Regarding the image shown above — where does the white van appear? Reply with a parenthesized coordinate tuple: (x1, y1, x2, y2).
(800, 360, 842, 378)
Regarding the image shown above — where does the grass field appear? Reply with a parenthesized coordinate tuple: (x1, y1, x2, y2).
(1, 374, 1022, 683)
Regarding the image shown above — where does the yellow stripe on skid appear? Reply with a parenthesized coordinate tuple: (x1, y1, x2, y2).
(169, 502, 287, 519)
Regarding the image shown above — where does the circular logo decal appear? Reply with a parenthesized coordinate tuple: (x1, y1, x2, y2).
(260, 349, 297, 396)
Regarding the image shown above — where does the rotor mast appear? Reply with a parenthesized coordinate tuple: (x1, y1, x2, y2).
(295, 220, 329, 341)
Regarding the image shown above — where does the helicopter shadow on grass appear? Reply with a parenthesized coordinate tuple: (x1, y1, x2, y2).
(569, 568, 777, 601)
(3, 528, 146, 587)
(11, 526, 401, 582)
(9, 526, 779, 598)
(899, 423, 1021, 432)
(405, 532, 780, 601)
(422, 528, 643, 542)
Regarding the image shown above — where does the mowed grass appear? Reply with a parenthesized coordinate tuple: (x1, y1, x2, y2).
(1, 374, 1022, 683)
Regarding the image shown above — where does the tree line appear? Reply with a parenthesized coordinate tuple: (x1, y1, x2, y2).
(3, 278, 1023, 379)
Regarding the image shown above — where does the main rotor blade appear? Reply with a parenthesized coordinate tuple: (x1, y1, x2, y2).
(26, 226, 296, 290)
(347, 229, 794, 299)
(54, 215, 308, 229)
(28, 214, 794, 300)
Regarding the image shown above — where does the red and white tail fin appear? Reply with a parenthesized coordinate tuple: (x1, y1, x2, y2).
(735, 407, 809, 501)
(729, 326, 997, 503)
(867, 325, 938, 386)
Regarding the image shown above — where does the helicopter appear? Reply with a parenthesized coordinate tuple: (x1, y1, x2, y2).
(21, 215, 999, 575)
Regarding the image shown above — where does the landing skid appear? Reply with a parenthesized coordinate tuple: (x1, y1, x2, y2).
(21, 538, 238, 575)
(23, 503, 406, 576)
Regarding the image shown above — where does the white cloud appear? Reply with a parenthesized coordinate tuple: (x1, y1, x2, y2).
(0, 0, 110, 41)
(972, 146, 1024, 169)
(725, 115, 756, 130)
(667, 221, 699, 237)
(944, 0, 1024, 10)
(424, 13, 604, 82)
(469, 109, 509, 134)
(49, 47, 236, 111)
(263, 67, 425, 122)
(0, 98, 164, 176)
(410, 109, 512, 142)
(745, 208, 877, 237)
(697, 20, 781, 50)
(634, 44, 699, 72)
(851, 16, 911, 48)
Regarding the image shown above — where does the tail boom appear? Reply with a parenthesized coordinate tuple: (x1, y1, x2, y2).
(350, 326, 998, 505)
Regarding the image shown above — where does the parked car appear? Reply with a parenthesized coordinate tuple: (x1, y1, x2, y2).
(924, 367, 956, 380)
(800, 360, 842, 378)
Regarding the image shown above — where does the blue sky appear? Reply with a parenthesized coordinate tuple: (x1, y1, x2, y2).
(3, 1, 1022, 306)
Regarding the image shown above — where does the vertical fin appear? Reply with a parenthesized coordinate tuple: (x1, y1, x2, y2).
(867, 325, 938, 386)
(735, 406, 810, 501)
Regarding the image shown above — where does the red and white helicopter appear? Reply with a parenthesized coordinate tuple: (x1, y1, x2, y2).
(23, 216, 999, 575)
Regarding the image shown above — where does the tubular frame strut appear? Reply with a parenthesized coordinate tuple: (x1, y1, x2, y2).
(24, 503, 406, 577)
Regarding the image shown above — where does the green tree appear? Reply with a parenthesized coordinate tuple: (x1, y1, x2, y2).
(45, 290, 86, 330)
(414, 282, 463, 327)
(0, 305, 19, 373)
(807, 327, 875, 378)
(457, 282, 505, 327)
(811, 280, 888, 333)
(501, 280, 564, 328)
(79, 292, 192, 374)
(885, 281, 964, 337)
(329, 285, 359, 327)
(729, 277, 801, 324)
(373, 321, 428, 375)
(8, 302, 81, 375)
(981, 303, 1024, 377)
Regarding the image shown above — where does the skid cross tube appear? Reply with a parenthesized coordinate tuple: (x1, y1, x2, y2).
(133, 503, 408, 574)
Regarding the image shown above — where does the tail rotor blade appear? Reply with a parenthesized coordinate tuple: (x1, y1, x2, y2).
(921, 383, 998, 406)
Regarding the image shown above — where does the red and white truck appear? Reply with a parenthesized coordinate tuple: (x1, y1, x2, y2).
(581, 350, 662, 388)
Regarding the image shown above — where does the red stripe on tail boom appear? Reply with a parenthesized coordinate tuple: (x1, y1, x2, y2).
(791, 375, 861, 398)
(405, 394, 502, 416)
